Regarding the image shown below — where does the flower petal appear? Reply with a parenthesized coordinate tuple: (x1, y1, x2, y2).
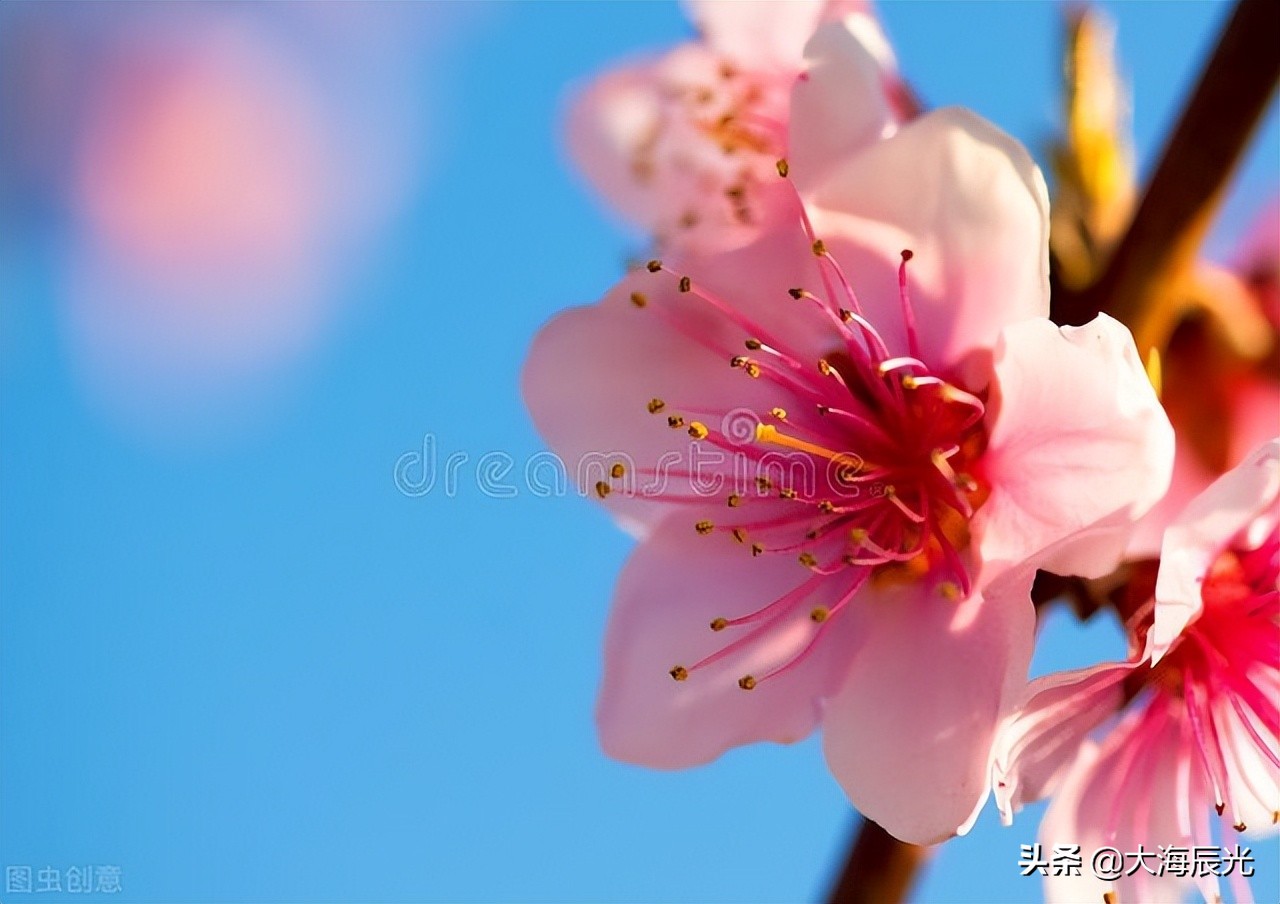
(975, 314, 1174, 584)
(991, 660, 1135, 823)
(788, 15, 897, 189)
(682, 0, 859, 69)
(564, 59, 667, 235)
(1039, 713, 1201, 904)
(803, 107, 1050, 373)
(522, 228, 836, 534)
(821, 568, 1035, 844)
(597, 517, 866, 767)
(1152, 437, 1280, 662)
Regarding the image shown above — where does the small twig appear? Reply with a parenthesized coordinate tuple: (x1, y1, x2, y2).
(826, 819, 928, 904)
(1052, 0, 1280, 344)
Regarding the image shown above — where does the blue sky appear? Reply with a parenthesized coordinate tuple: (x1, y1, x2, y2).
(1, 2, 1277, 902)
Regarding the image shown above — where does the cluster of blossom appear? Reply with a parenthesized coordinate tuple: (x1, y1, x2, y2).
(523, 4, 1278, 902)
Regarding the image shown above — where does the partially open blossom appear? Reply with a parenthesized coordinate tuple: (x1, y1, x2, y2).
(993, 439, 1279, 904)
(1130, 203, 1280, 557)
(566, 0, 905, 251)
(525, 95, 1173, 842)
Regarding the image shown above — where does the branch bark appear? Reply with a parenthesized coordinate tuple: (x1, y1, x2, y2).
(826, 819, 927, 904)
(1052, 0, 1280, 346)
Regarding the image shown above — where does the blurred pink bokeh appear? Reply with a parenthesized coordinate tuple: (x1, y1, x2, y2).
(1, 3, 462, 434)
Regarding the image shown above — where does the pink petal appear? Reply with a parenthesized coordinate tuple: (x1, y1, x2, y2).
(1126, 435, 1219, 559)
(1212, 695, 1280, 833)
(788, 15, 897, 189)
(521, 228, 836, 534)
(803, 107, 1050, 374)
(597, 518, 866, 767)
(563, 59, 670, 237)
(991, 660, 1135, 822)
(1039, 715, 1201, 904)
(975, 314, 1174, 584)
(821, 568, 1035, 844)
(682, 0, 850, 69)
(1152, 438, 1280, 662)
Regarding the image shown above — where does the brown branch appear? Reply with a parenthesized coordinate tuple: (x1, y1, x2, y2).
(826, 819, 928, 904)
(1052, 0, 1280, 345)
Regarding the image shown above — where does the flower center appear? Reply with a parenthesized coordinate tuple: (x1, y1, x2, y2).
(616, 215, 994, 691)
(631, 56, 789, 236)
(1127, 526, 1279, 830)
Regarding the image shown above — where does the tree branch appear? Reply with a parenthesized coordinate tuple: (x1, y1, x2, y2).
(1052, 0, 1280, 345)
(826, 819, 928, 904)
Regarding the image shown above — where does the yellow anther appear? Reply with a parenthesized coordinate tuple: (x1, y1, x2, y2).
(670, 666, 689, 682)
(775, 158, 789, 178)
(779, 488, 797, 500)
(709, 617, 728, 632)
(727, 494, 742, 507)
(798, 552, 818, 568)
(594, 481, 611, 499)
(810, 607, 830, 623)
(849, 528, 869, 544)
(610, 463, 626, 479)
(755, 476, 772, 492)
(731, 527, 747, 544)
(902, 375, 919, 389)
(1146, 346, 1163, 399)
(738, 675, 757, 690)
(695, 520, 715, 535)
(818, 359, 833, 376)
(811, 239, 827, 256)
(678, 276, 692, 293)
(688, 421, 709, 440)
(646, 259, 662, 273)
(744, 362, 761, 378)
(1103, 893, 1118, 904)
(938, 581, 963, 601)
(629, 291, 648, 308)
(818, 500, 836, 514)
(769, 407, 787, 420)
(667, 415, 685, 429)
(751, 543, 765, 557)
(730, 355, 748, 368)
(647, 398, 666, 414)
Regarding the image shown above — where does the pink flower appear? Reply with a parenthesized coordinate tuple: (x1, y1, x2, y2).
(524, 105, 1174, 843)
(565, 2, 905, 251)
(992, 439, 1280, 904)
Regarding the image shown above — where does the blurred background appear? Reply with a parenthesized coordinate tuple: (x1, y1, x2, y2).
(0, 2, 1275, 902)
